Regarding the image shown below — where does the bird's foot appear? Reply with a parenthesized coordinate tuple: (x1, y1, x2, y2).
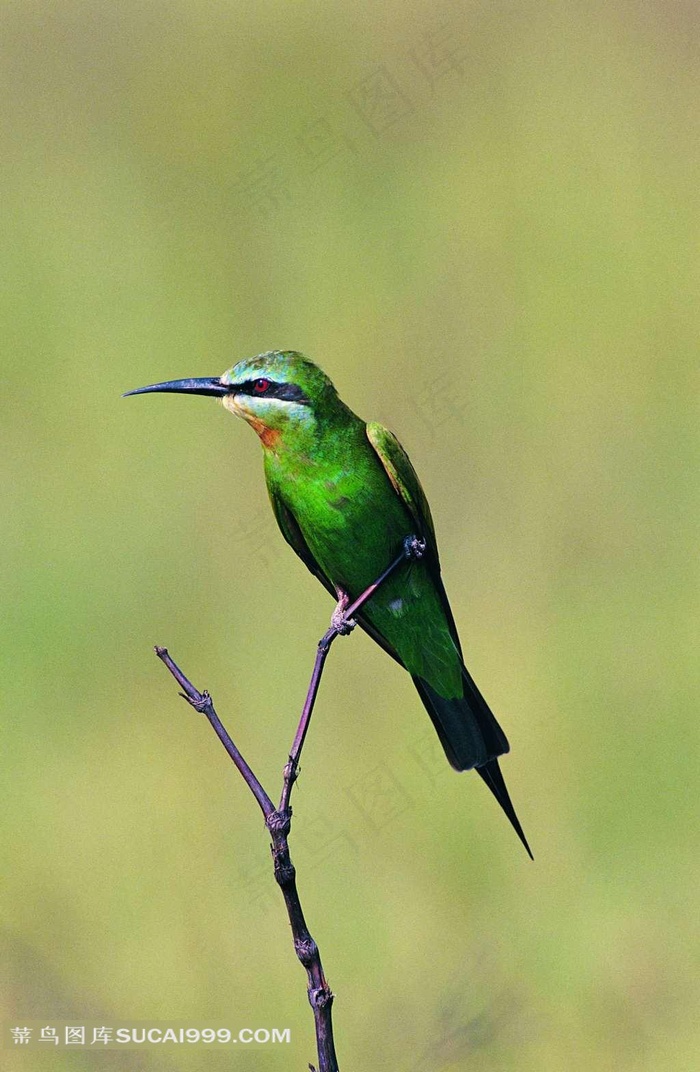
(331, 590, 356, 635)
(404, 534, 426, 560)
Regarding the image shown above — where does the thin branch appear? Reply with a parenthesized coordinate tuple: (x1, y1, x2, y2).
(279, 535, 425, 815)
(155, 646, 274, 818)
(155, 645, 339, 1070)
(153, 534, 424, 1072)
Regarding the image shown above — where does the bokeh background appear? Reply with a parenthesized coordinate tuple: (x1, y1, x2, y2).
(2, 2, 698, 1069)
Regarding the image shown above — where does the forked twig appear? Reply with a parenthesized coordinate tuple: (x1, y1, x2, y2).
(154, 534, 424, 1072)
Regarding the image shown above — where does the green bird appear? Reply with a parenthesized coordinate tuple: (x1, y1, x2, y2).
(126, 350, 531, 857)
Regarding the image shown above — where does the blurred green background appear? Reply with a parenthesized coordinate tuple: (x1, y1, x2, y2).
(1, 1, 698, 1069)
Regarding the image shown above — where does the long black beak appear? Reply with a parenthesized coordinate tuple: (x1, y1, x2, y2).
(123, 377, 229, 398)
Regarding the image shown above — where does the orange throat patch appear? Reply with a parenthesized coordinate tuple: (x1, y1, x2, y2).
(248, 416, 281, 449)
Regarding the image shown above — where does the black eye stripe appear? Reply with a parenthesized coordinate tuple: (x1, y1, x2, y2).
(233, 380, 309, 404)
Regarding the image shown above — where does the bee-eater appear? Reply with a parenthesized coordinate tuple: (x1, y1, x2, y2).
(126, 351, 531, 857)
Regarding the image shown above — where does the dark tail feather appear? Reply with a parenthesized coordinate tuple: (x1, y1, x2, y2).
(413, 666, 533, 859)
(477, 758, 533, 860)
(413, 666, 509, 770)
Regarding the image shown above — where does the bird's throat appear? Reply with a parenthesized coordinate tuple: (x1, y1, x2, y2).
(248, 417, 281, 449)
(222, 393, 282, 449)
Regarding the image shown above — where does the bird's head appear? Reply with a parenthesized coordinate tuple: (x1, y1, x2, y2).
(124, 350, 342, 449)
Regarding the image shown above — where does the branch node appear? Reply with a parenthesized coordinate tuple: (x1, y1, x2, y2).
(267, 809, 292, 836)
(190, 689, 211, 713)
(294, 937, 318, 966)
(273, 857, 296, 886)
(317, 632, 333, 654)
(309, 986, 334, 1010)
(283, 759, 299, 785)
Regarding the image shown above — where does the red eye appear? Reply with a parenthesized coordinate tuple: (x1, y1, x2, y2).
(253, 378, 271, 394)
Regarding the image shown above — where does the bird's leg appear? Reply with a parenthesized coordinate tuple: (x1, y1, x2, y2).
(331, 587, 356, 635)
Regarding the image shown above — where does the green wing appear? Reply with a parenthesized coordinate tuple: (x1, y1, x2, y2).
(365, 421, 439, 560)
(366, 421, 463, 656)
(267, 484, 337, 600)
